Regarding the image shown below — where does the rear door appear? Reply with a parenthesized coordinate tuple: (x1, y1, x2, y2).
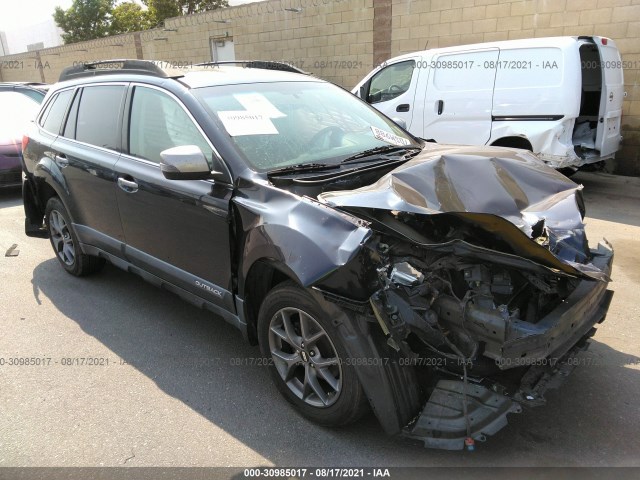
(360, 59, 421, 129)
(595, 39, 624, 157)
(114, 84, 235, 312)
(423, 49, 499, 144)
(50, 84, 126, 254)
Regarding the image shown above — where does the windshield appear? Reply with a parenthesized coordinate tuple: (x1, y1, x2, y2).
(193, 81, 420, 172)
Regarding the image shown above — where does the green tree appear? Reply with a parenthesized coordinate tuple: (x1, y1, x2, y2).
(110, 2, 152, 34)
(54, 0, 229, 43)
(143, 0, 229, 27)
(53, 0, 115, 44)
(180, 0, 229, 15)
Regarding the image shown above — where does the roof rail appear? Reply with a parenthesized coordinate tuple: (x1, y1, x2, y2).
(194, 60, 309, 75)
(59, 60, 175, 82)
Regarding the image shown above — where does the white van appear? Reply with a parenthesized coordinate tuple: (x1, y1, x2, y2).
(353, 36, 624, 170)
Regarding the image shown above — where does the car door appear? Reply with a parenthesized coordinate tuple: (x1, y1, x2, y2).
(50, 84, 126, 255)
(595, 40, 624, 157)
(423, 49, 499, 145)
(360, 59, 421, 130)
(114, 84, 235, 312)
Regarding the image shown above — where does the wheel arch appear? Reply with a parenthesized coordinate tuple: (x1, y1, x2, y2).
(241, 258, 300, 345)
(30, 157, 75, 224)
(24, 173, 70, 233)
(490, 136, 534, 151)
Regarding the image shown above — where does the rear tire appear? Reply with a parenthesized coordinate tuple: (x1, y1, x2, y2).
(258, 282, 369, 426)
(45, 197, 105, 276)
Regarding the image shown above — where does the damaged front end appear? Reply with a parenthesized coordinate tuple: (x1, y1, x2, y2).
(315, 146, 614, 450)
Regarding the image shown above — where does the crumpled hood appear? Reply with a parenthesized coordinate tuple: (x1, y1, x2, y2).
(319, 144, 607, 280)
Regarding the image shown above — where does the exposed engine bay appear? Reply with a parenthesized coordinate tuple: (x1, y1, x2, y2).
(351, 221, 612, 449)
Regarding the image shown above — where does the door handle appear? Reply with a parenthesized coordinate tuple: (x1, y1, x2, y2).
(117, 177, 139, 193)
(54, 154, 68, 168)
(396, 104, 410, 112)
(437, 100, 444, 115)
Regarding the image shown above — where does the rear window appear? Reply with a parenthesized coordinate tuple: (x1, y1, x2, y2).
(75, 85, 126, 150)
(19, 89, 46, 103)
(40, 90, 73, 134)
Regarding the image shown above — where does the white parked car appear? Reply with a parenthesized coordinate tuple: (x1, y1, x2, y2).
(353, 36, 624, 171)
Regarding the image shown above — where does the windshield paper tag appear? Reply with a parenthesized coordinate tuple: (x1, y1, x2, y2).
(234, 93, 286, 119)
(371, 126, 410, 146)
(218, 111, 279, 136)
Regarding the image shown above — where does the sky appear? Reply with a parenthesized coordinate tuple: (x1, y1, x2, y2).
(0, 0, 254, 33)
(0, 0, 73, 32)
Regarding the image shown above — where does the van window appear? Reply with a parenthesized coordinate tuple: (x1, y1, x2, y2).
(41, 90, 73, 134)
(494, 48, 563, 88)
(128, 86, 214, 167)
(432, 51, 498, 91)
(367, 60, 415, 104)
(75, 85, 125, 150)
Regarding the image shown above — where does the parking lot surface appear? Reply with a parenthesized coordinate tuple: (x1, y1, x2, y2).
(1, 171, 639, 467)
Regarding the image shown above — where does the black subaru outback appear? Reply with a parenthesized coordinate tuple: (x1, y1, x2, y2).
(22, 60, 613, 450)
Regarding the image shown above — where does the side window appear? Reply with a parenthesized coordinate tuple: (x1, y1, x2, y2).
(367, 60, 415, 104)
(75, 85, 126, 150)
(62, 89, 81, 139)
(40, 90, 73, 134)
(128, 86, 214, 167)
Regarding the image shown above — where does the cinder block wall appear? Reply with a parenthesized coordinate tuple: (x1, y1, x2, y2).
(0, 0, 638, 174)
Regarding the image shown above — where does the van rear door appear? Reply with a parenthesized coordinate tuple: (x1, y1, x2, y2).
(595, 38, 624, 157)
(422, 49, 498, 145)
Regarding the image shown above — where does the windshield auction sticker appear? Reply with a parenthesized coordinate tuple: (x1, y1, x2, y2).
(217, 111, 279, 136)
(233, 93, 286, 118)
(371, 125, 411, 146)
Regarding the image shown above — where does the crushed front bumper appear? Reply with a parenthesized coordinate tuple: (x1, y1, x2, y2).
(403, 241, 614, 450)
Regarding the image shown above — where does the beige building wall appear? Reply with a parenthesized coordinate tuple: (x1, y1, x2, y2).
(0, 0, 638, 173)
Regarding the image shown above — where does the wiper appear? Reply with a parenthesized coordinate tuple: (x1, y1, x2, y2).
(268, 163, 340, 175)
(341, 145, 421, 164)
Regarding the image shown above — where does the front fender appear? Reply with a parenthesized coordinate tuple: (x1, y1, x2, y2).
(233, 181, 371, 295)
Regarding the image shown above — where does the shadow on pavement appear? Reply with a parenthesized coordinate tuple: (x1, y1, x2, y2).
(573, 172, 640, 228)
(0, 185, 22, 209)
(29, 258, 640, 466)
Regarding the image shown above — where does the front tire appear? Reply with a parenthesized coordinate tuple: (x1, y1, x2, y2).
(258, 282, 368, 426)
(45, 197, 105, 276)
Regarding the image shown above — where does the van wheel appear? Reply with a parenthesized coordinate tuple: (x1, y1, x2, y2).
(45, 197, 105, 276)
(258, 282, 368, 426)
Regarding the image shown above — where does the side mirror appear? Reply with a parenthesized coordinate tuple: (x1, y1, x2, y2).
(391, 117, 407, 130)
(160, 145, 220, 180)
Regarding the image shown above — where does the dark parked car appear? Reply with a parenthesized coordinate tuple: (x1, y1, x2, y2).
(0, 91, 40, 188)
(22, 60, 613, 450)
